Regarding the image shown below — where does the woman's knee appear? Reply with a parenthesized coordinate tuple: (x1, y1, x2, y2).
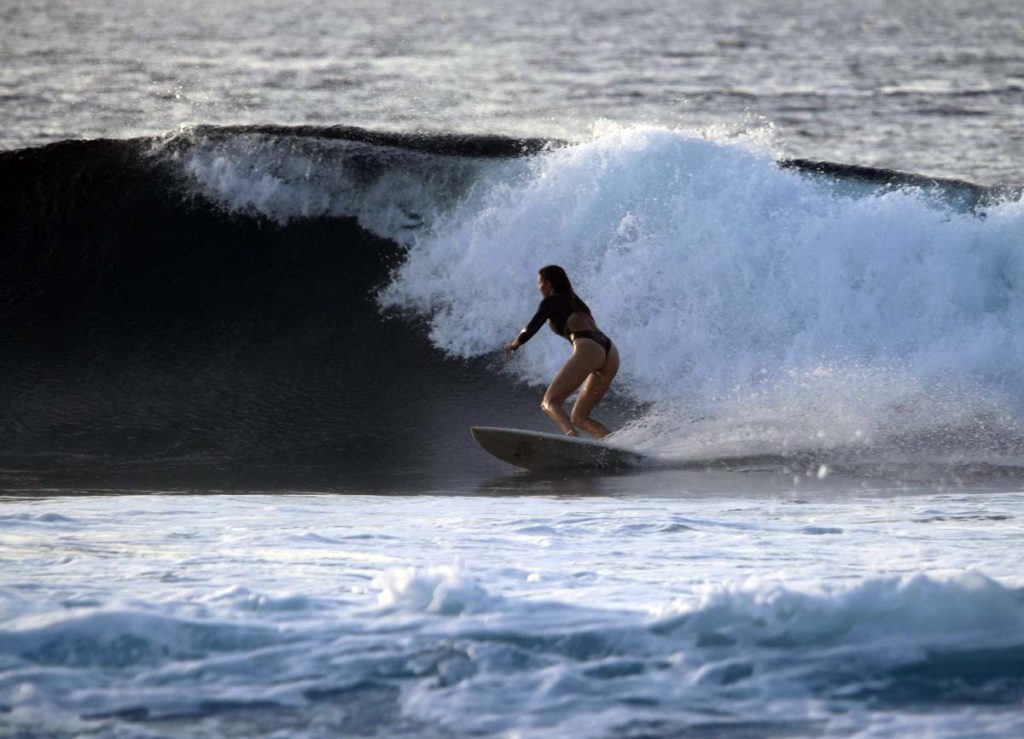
(541, 395, 564, 414)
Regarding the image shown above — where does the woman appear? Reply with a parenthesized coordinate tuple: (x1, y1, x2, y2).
(505, 265, 619, 438)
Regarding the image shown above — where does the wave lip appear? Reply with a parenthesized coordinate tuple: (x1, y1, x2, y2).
(0, 609, 282, 669)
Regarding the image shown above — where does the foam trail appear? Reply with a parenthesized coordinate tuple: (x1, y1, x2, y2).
(381, 125, 1024, 463)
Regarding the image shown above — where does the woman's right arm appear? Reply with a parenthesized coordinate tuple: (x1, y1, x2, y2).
(506, 298, 551, 352)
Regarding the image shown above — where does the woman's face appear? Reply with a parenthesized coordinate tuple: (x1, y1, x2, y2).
(537, 274, 554, 297)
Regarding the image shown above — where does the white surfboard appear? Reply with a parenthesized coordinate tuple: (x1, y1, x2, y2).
(470, 426, 647, 471)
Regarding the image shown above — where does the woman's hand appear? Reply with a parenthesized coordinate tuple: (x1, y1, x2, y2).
(504, 339, 520, 353)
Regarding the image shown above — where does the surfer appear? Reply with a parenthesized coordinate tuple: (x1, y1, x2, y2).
(505, 265, 619, 438)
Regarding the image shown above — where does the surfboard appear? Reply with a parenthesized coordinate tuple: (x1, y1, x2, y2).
(470, 426, 646, 471)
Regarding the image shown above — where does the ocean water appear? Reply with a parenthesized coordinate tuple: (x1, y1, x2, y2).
(3, 0, 1024, 736)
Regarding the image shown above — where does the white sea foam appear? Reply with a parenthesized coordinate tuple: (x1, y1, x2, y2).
(2, 493, 1023, 736)
(374, 563, 495, 615)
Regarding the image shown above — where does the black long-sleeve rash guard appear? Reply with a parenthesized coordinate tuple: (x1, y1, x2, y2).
(516, 293, 592, 345)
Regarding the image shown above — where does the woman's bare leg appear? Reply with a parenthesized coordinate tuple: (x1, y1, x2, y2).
(541, 342, 606, 435)
(571, 344, 619, 438)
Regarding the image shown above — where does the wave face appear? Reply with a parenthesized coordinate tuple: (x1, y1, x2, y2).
(0, 127, 556, 488)
(1, 124, 1022, 486)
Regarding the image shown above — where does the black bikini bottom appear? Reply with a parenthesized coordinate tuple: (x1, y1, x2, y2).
(570, 330, 612, 354)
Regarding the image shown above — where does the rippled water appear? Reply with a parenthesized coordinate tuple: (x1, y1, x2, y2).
(3, 0, 1022, 183)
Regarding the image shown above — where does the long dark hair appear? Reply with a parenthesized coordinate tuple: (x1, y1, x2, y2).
(539, 265, 590, 314)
